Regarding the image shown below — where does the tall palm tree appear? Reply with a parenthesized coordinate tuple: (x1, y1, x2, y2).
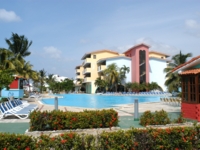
(0, 48, 16, 70)
(5, 33, 32, 58)
(103, 63, 120, 92)
(164, 51, 192, 92)
(38, 69, 47, 93)
(94, 77, 103, 92)
(120, 65, 130, 91)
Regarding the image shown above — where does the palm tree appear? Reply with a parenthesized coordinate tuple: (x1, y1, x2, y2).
(149, 82, 163, 91)
(164, 51, 192, 92)
(94, 77, 103, 92)
(103, 63, 120, 92)
(120, 65, 130, 91)
(125, 82, 132, 92)
(5, 33, 32, 58)
(17, 61, 38, 92)
(0, 48, 16, 70)
(38, 69, 47, 93)
(131, 82, 140, 93)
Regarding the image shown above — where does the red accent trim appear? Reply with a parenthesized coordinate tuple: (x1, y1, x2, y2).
(9, 78, 19, 89)
(182, 103, 200, 121)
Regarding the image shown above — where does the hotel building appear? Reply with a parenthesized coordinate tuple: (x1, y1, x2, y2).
(75, 43, 170, 94)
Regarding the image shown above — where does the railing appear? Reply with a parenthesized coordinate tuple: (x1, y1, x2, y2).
(83, 58, 92, 66)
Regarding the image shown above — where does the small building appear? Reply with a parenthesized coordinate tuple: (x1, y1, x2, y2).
(172, 56, 200, 121)
(1, 75, 25, 99)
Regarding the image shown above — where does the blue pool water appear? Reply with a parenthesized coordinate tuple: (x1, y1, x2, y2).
(41, 94, 160, 109)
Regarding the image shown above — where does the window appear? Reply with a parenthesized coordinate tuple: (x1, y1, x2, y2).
(93, 55, 96, 59)
(139, 50, 146, 84)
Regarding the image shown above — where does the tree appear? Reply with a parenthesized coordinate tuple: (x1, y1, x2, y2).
(0, 48, 20, 71)
(125, 82, 132, 92)
(38, 69, 47, 93)
(149, 82, 163, 91)
(131, 82, 140, 93)
(5, 33, 32, 58)
(17, 61, 38, 92)
(62, 78, 74, 93)
(103, 63, 120, 92)
(164, 51, 192, 92)
(0, 70, 14, 91)
(94, 77, 103, 92)
(120, 65, 130, 91)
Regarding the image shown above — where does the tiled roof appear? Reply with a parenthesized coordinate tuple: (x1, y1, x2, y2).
(172, 55, 200, 72)
(123, 43, 150, 54)
(97, 55, 131, 63)
(180, 68, 200, 75)
(149, 51, 170, 57)
(149, 56, 171, 62)
(81, 49, 119, 60)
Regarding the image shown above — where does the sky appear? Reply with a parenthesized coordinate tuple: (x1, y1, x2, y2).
(0, 0, 200, 79)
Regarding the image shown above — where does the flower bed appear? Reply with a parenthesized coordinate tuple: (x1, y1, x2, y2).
(2, 125, 200, 149)
(29, 109, 119, 131)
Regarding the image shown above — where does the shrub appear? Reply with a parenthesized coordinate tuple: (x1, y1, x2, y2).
(140, 109, 170, 126)
(29, 109, 119, 131)
(1, 126, 200, 149)
(173, 112, 186, 124)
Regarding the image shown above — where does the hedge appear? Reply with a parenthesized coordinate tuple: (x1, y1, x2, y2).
(1, 126, 200, 149)
(29, 109, 119, 131)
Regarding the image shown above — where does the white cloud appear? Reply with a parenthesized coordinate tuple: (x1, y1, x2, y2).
(43, 46, 62, 59)
(135, 37, 180, 56)
(185, 19, 200, 29)
(0, 9, 21, 22)
(185, 19, 200, 37)
(115, 45, 133, 53)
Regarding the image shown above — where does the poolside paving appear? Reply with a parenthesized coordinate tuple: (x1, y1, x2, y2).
(0, 94, 181, 134)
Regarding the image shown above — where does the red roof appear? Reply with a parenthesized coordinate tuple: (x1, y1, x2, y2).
(180, 68, 200, 75)
(172, 55, 200, 72)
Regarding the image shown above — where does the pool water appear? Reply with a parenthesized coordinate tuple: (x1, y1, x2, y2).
(41, 94, 160, 109)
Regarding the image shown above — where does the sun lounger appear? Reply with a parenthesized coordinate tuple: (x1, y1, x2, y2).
(0, 103, 30, 119)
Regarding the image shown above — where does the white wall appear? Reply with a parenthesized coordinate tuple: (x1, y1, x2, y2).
(149, 58, 167, 91)
(106, 57, 131, 85)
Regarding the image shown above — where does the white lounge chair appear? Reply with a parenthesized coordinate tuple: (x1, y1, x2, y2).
(0, 103, 30, 119)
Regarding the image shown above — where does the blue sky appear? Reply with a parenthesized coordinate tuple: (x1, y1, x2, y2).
(0, 0, 200, 78)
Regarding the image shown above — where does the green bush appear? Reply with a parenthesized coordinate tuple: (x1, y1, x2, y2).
(29, 109, 119, 131)
(140, 109, 170, 126)
(1, 126, 200, 149)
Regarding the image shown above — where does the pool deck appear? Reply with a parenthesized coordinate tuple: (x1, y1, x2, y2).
(0, 94, 181, 121)
(0, 94, 181, 134)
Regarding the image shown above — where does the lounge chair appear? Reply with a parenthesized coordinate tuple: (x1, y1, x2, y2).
(10, 99, 38, 111)
(0, 103, 30, 119)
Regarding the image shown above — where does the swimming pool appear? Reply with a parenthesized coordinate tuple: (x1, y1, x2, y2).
(41, 94, 160, 109)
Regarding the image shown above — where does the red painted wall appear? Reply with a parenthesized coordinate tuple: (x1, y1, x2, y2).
(182, 103, 200, 121)
(9, 78, 19, 89)
(124, 44, 149, 83)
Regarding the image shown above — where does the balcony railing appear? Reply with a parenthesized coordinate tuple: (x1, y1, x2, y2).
(84, 77, 91, 82)
(83, 58, 92, 66)
(83, 68, 92, 74)
(98, 65, 106, 72)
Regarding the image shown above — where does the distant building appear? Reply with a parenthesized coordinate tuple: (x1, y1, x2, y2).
(52, 74, 68, 82)
(75, 43, 170, 94)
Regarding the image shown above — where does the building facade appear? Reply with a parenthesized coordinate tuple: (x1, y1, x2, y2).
(75, 43, 170, 94)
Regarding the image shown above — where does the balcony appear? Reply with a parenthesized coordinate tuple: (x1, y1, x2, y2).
(76, 75, 82, 79)
(76, 68, 81, 73)
(83, 68, 92, 74)
(84, 77, 92, 82)
(83, 58, 92, 66)
(98, 65, 106, 72)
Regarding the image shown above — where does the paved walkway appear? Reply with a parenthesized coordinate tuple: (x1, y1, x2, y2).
(0, 94, 181, 134)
